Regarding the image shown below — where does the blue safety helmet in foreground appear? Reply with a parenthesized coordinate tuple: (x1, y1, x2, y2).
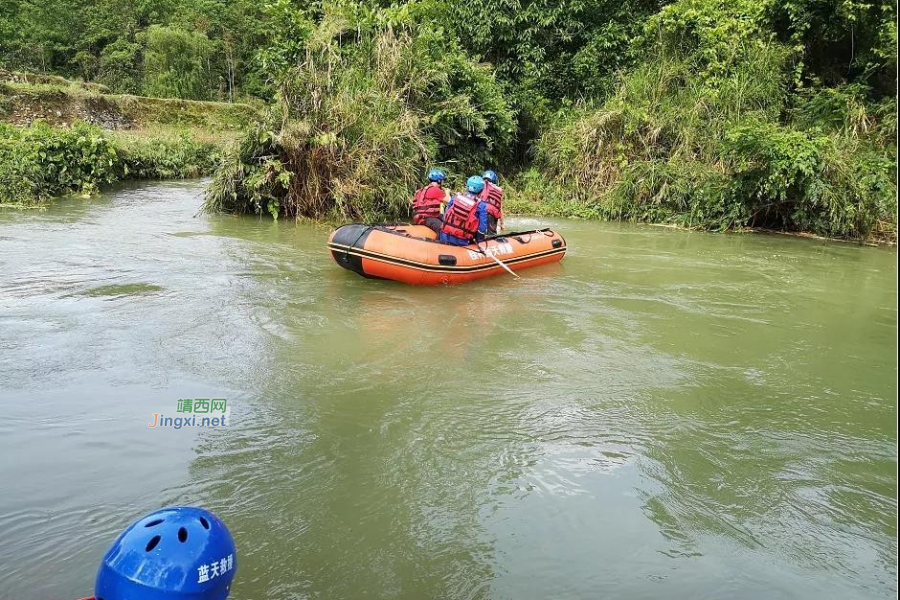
(481, 170, 498, 184)
(466, 175, 485, 194)
(95, 507, 236, 600)
(428, 169, 446, 182)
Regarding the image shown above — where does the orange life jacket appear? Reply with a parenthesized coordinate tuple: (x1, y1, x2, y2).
(479, 181, 504, 219)
(440, 193, 479, 240)
(411, 183, 443, 223)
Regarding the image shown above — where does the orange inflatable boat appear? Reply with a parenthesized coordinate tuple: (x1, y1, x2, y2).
(327, 223, 566, 285)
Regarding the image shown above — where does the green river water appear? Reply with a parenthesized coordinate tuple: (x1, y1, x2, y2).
(0, 179, 896, 599)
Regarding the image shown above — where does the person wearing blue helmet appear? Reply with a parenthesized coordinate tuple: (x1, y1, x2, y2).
(92, 506, 237, 600)
(439, 175, 489, 246)
(478, 169, 505, 234)
(411, 168, 450, 235)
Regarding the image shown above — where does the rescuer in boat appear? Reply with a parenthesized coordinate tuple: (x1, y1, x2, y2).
(80, 506, 237, 600)
(411, 168, 450, 235)
(439, 175, 489, 246)
(479, 169, 504, 234)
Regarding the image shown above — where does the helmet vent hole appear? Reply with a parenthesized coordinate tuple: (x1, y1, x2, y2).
(199, 517, 210, 530)
(178, 527, 188, 543)
(144, 519, 164, 528)
(145, 535, 161, 552)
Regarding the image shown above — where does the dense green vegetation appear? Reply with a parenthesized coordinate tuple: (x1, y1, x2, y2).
(205, 5, 515, 220)
(0, 121, 217, 205)
(0, 77, 256, 131)
(0, 75, 254, 206)
(0, 0, 270, 101)
(1, 0, 896, 241)
(522, 0, 898, 240)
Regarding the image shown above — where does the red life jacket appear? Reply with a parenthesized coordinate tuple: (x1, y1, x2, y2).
(412, 183, 443, 223)
(479, 181, 504, 219)
(440, 193, 480, 240)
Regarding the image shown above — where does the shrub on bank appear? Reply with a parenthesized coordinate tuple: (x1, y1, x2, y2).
(115, 132, 218, 180)
(204, 6, 514, 221)
(0, 121, 118, 203)
(0, 121, 219, 205)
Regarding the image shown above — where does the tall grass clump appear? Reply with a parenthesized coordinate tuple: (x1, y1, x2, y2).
(204, 5, 514, 221)
(114, 131, 219, 179)
(532, 0, 897, 242)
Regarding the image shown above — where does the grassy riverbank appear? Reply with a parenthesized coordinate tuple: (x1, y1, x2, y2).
(0, 74, 259, 206)
(0, 121, 218, 206)
(520, 7, 898, 245)
(1, 69, 256, 131)
(2, 0, 895, 242)
(199, 1, 895, 245)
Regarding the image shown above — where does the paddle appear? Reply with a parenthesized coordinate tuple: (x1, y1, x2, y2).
(476, 239, 520, 279)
